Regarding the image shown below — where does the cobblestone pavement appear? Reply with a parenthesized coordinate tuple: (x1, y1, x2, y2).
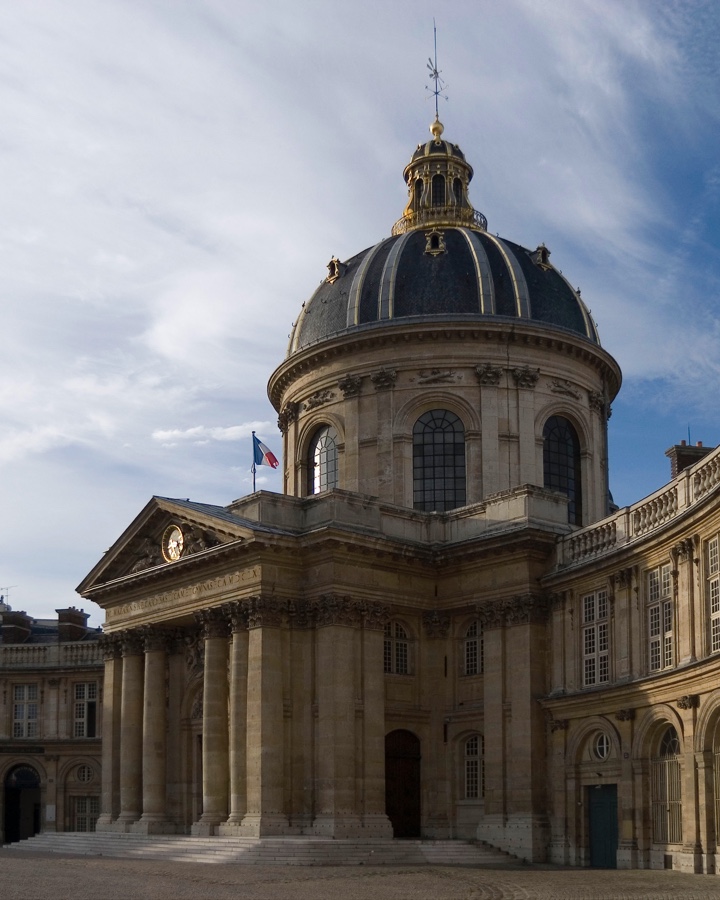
(2, 852, 720, 900)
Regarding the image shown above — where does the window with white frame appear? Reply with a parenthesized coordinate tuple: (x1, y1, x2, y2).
(647, 564, 673, 672)
(384, 622, 410, 674)
(464, 734, 484, 799)
(707, 536, 720, 653)
(463, 621, 484, 676)
(73, 682, 98, 738)
(13, 684, 39, 738)
(582, 590, 609, 686)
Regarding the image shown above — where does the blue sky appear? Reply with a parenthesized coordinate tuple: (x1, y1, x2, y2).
(0, 0, 718, 625)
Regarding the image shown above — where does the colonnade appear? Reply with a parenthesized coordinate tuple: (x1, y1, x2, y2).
(96, 596, 393, 837)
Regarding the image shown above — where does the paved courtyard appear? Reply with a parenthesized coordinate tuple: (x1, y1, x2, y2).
(2, 851, 720, 900)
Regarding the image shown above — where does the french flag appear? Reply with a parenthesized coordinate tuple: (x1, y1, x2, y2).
(252, 433, 279, 469)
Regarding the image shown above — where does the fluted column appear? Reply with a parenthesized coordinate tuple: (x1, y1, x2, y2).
(219, 602, 249, 833)
(192, 608, 230, 835)
(134, 627, 172, 833)
(96, 635, 122, 830)
(115, 631, 144, 828)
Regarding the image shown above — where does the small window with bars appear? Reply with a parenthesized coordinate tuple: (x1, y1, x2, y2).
(463, 621, 484, 676)
(647, 565, 673, 672)
(74, 682, 98, 738)
(582, 590, 609, 686)
(384, 622, 410, 675)
(464, 734, 485, 799)
(13, 684, 39, 738)
(708, 537, 720, 654)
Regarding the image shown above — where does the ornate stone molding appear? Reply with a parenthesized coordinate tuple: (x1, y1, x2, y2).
(476, 593, 550, 627)
(417, 369, 460, 385)
(474, 363, 503, 386)
(129, 536, 162, 574)
(422, 610, 450, 638)
(550, 378, 580, 399)
(223, 600, 249, 633)
(140, 626, 173, 653)
(185, 526, 220, 555)
(370, 368, 397, 391)
(360, 600, 391, 631)
(196, 608, 230, 640)
(277, 401, 299, 434)
(338, 374, 363, 397)
(184, 630, 204, 673)
(304, 389, 335, 411)
(99, 634, 122, 660)
(612, 568, 634, 590)
(190, 694, 203, 720)
(246, 596, 285, 629)
(314, 594, 363, 628)
(548, 717, 569, 733)
(588, 390, 605, 413)
(677, 694, 699, 710)
(287, 599, 313, 629)
(615, 708, 635, 721)
(511, 366, 540, 389)
(118, 630, 144, 657)
(672, 538, 695, 560)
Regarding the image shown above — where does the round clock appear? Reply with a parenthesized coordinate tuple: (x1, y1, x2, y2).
(161, 524, 185, 562)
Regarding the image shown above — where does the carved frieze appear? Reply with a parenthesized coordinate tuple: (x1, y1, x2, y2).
(314, 594, 362, 628)
(615, 708, 635, 721)
(422, 610, 450, 638)
(129, 536, 162, 574)
(370, 368, 397, 391)
(185, 526, 220, 556)
(277, 401, 299, 434)
(338, 375, 363, 398)
(417, 369, 460, 385)
(511, 366, 539, 389)
(474, 364, 503, 386)
(184, 631, 204, 673)
(476, 593, 550, 627)
(550, 378, 580, 399)
(304, 389, 335, 411)
(677, 694, 699, 710)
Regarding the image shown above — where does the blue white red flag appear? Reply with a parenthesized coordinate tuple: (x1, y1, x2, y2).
(252, 433, 279, 469)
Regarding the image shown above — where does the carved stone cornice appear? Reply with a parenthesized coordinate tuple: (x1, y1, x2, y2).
(677, 694, 699, 710)
(99, 634, 122, 661)
(314, 594, 363, 628)
(615, 708, 635, 721)
(550, 378, 580, 399)
(223, 600, 249, 633)
(422, 610, 450, 638)
(246, 596, 285, 629)
(277, 401, 299, 434)
(370, 368, 397, 391)
(511, 366, 539, 389)
(338, 374, 363, 398)
(474, 363, 503, 386)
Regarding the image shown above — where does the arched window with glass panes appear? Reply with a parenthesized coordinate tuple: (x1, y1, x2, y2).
(543, 415, 582, 525)
(463, 621, 483, 676)
(384, 622, 410, 675)
(651, 725, 682, 844)
(307, 425, 338, 495)
(413, 410, 466, 511)
(464, 734, 484, 799)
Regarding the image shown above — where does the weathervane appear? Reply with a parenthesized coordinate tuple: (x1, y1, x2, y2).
(426, 19, 448, 120)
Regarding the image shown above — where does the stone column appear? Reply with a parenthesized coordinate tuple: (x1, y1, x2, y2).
(313, 596, 362, 837)
(239, 597, 289, 835)
(115, 631, 144, 829)
(96, 635, 122, 829)
(192, 608, 230, 835)
(361, 603, 393, 836)
(219, 602, 249, 834)
(134, 627, 171, 833)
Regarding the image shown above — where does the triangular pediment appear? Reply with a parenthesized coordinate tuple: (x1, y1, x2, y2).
(76, 496, 272, 595)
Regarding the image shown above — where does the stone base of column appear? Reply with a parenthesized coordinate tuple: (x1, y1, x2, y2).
(616, 839, 639, 869)
(191, 815, 226, 836)
(360, 814, 393, 838)
(311, 814, 365, 838)
(100, 816, 140, 833)
(422, 814, 451, 839)
(227, 813, 294, 836)
(131, 817, 179, 835)
(95, 814, 114, 830)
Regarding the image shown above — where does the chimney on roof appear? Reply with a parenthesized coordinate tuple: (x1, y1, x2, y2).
(665, 440, 714, 479)
(55, 607, 91, 642)
(1, 609, 32, 644)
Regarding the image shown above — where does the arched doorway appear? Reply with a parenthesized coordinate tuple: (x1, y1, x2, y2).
(4, 765, 41, 843)
(385, 729, 421, 837)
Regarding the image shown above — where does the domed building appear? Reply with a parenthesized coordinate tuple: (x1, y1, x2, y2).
(74, 119, 720, 873)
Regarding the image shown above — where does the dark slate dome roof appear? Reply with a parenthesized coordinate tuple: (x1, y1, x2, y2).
(288, 228, 599, 355)
(287, 120, 600, 356)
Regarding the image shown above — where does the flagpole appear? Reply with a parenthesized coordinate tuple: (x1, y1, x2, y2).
(252, 431, 256, 492)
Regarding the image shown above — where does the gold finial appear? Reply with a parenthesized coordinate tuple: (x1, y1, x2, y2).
(430, 117, 444, 140)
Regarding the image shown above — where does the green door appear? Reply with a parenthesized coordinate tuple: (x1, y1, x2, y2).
(588, 784, 618, 868)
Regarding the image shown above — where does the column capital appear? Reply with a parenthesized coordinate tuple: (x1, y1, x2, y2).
(196, 607, 230, 640)
(246, 596, 285, 629)
(314, 594, 363, 628)
(422, 610, 450, 639)
(223, 600, 249, 633)
(140, 626, 173, 653)
(118, 629, 144, 657)
(99, 634, 123, 660)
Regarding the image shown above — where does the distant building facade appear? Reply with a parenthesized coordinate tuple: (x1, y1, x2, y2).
(76, 119, 720, 873)
(0, 603, 102, 843)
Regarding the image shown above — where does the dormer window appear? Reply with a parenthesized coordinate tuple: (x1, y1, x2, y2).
(424, 229, 446, 257)
(326, 256, 344, 283)
(532, 244, 552, 270)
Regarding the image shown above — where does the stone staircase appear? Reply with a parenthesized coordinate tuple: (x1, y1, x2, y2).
(4, 832, 519, 867)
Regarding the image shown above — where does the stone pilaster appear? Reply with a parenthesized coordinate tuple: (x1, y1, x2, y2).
(361, 602, 392, 836)
(115, 631, 144, 829)
(96, 635, 122, 829)
(192, 608, 230, 835)
(219, 602, 249, 834)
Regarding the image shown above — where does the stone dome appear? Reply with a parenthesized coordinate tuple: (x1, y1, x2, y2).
(288, 120, 599, 356)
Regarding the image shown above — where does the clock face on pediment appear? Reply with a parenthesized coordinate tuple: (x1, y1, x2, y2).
(161, 524, 185, 563)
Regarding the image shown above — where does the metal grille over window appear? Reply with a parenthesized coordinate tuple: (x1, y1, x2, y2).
(74, 682, 98, 738)
(543, 415, 582, 525)
(384, 622, 409, 674)
(708, 536, 720, 653)
(647, 564, 673, 672)
(651, 726, 682, 844)
(582, 590, 609, 686)
(465, 734, 484, 799)
(464, 621, 484, 676)
(308, 425, 339, 495)
(412, 409, 466, 512)
(13, 684, 38, 738)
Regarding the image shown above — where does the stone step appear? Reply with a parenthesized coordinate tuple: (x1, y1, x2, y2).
(4, 833, 519, 867)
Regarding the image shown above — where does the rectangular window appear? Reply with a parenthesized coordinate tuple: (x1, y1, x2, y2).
(648, 564, 673, 672)
(73, 682, 98, 738)
(708, 537, 720, 654)
(13, 684, 39, 738)
(582, 590, 609, 686)
(73, 796, 100, 832)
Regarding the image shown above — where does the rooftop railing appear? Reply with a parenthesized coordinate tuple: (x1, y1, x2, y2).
(0, 641, 103, 669)
(391, 206, 488, 236)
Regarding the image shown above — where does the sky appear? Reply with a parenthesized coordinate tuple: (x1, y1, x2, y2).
(1, 0, 719, 626)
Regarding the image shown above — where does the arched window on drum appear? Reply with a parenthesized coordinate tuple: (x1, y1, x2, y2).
(413, 410, 466, 512)
(307, 425, 338, 495)
(543, 416, 582, 525)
